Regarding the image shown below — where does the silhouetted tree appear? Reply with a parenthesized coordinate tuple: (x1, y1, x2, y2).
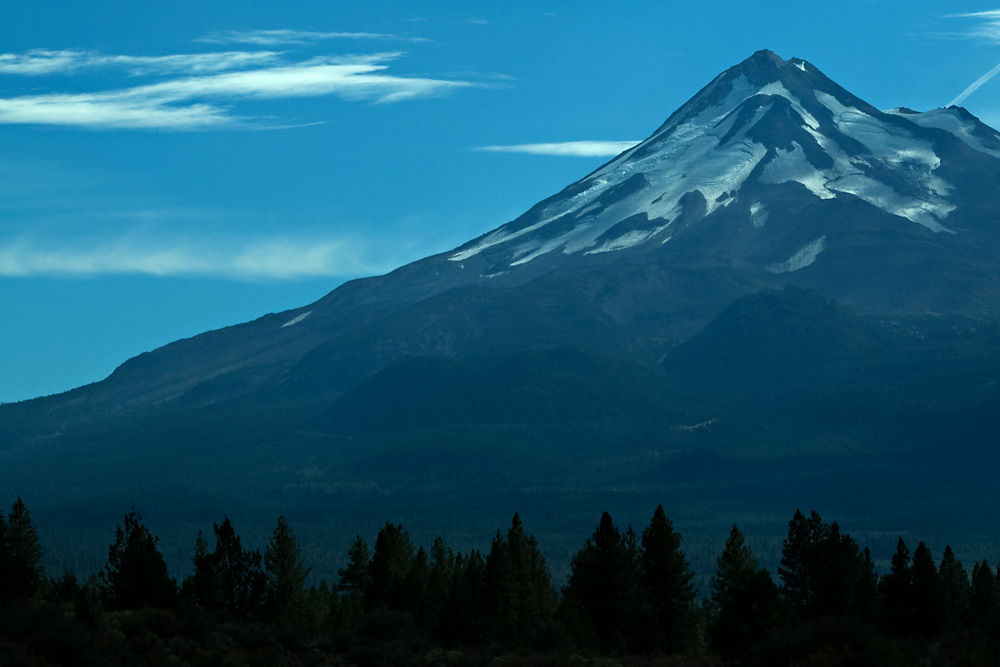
(188, 517, 264, 619)
(938, 545, 970, 631)
(879, 537, 912, 636)
(484, 513, 557, 646)
(0, 498, 44, 601)
(778, 510, 876, 620)
(337, 535, 371, 628)
(779, 509, 825, 614)
(263, 515, 311, 624)
(367, 522, 414, 611)
(910, 541, 944, 637)
(99, 509, 176, 610)
(711, 524, 758, 613)
(640, 504, 697, 653)
(969, 559, 1000, 629)
(562, 511, 644, 652)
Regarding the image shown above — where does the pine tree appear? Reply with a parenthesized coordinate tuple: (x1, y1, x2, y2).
(879, 537, 912, 636)
(778, 509, 824, 614)
(211, 516, 265, 619)
(263, 515, 312, 624)
(337, 535, 372, 628)
(2, 498, 44, 601)
(182, 530, 219, 608)
(910, 541, 944, 637)
(367, 522, 415, 611)
(711, 524, 758, 613)
(938, 545, 970, 631)
(969, 559, 999, 628)
(484, 513, 557, 645)
(99, 509, 176, 610)
(562, 511, 643, 652)
(640, 505, 697, 653)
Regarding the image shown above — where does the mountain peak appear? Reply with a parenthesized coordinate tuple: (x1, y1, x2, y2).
(448, 50, 1000, 275)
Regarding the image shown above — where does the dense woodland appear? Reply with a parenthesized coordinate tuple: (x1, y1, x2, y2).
(3, 498, 1000, 665)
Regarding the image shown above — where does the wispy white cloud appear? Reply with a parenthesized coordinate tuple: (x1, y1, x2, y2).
(198, 29, 428, 45)
(477, 140, 640, 157)
(0, 51, 473, 129)
(0, 49, 284, 76)
(946, 10, 1000, 42)
(0, 233, 403, 279)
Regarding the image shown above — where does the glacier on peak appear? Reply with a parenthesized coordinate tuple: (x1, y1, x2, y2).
(449, 51, 984, 269)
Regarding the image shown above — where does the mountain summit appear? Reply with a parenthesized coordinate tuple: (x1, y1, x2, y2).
(449, 50, 1000, 291)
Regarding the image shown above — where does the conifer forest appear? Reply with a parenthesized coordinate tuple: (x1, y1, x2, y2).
(2, 497, 1000, 666)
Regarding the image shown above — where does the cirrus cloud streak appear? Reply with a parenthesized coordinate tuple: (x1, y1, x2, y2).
(0, 48, 473, 129)
(0, 234, 403, 280)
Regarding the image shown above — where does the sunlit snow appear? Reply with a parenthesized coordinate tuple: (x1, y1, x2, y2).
(886, 107, 1000, 160)
(449, 65, 962, 268)
(280, 310, 312, 328)
(766, 236, 826, 273)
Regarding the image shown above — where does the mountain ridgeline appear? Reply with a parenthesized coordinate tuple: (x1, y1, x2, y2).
(2, 50, 1000, 578)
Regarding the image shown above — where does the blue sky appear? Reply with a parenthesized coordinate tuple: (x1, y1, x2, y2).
(3, 1, 1000, 403)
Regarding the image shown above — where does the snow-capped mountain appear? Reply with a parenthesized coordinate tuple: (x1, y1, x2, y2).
(5, 51, 1000, 577)
(449, 50, 1000, 296)
(8, 50, 1000, 417)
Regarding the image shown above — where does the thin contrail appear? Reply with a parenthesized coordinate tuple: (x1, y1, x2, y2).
(948, 61, 1000, 107)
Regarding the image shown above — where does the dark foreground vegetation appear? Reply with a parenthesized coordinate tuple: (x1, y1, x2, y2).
(3, 498, 1000, 666)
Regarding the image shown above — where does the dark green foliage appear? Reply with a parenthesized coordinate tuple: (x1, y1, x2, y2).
(367, 522, 415, 611)
(561, 512, 645, 652)
(8, 499, 1000, 663)
(909, 541, 944, 637)
(710, 524, 758, 612)
(639, 504, 697, 653)
(183, 516, 265, 619)
(879, 537, 912, 636)
(938, 545, 970, 631)
(0, 498, 44, 602)
(483, 513, 558, 646)
(337, 535, 372, 628)
(263, 515, 312, 625)
(779, 509, 877, 620)
(99, 509, 176, 610)
(970, 559, 1000, 628)
(712, 568, 784, 659)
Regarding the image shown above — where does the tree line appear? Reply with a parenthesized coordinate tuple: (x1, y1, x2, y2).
(3, 498, 1000, 665)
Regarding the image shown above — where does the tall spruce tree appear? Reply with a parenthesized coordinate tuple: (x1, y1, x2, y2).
(640, 505, 697, 653)
(367, 522, 415, 611)
(337, 535, 372, 628)
(711, 524, 758, 613)
(879, 537, 913, 636)
(2, 498, 44, 601)
(969, 559, 999, 628)
(910, 541, 944, 637)
(210, 516, 265, 619)
(100, 509, 176, 610)
(263, 515, 311, 624)
(562, 511, 644, 652)
(938, 545, 970, 631)
(779, 509, 825, 614)
(484, 513, 557, 646)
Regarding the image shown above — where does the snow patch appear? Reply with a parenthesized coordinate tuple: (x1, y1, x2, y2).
(888, 107, 1000, 160)
(281, 310, 312, 328)
(761, 141, 837, 199)
(766, 237, 826, 273)
(750, 202, 768, 227)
